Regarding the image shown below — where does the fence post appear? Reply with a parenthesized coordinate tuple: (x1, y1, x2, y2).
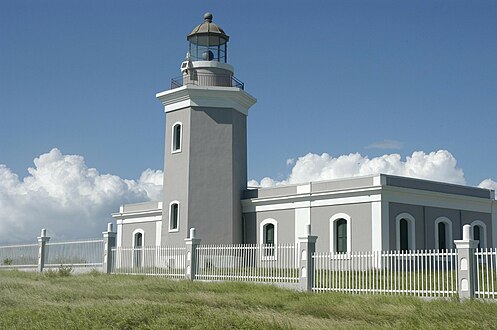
(102, 222, 117, 274)
(185, 228, 201, 281)
(454, 224, 478, 300)
(37, 228, 50, 272)
(298, 224, 318, 291)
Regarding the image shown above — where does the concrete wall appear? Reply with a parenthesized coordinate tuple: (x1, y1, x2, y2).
(120, 221, 158, 247)
(388, 202, 493, 250)
(186, 106, 247, 244)
(311, 203, 373, 253)
(161, 108, 191, 245)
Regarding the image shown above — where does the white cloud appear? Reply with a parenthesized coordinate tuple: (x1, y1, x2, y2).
(479, 179, 497, 199)
(0, 148, 163, 243)
(366, 139, 404, 150)
(250, 150, 466, 187)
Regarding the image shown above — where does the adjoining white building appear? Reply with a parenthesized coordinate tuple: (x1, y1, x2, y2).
(112, 13, 497, 253)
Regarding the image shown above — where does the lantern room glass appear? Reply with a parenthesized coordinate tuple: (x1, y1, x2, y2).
(188, 34, 228, 63)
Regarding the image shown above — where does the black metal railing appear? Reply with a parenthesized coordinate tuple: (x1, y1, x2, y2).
(170, 74, 244, 90)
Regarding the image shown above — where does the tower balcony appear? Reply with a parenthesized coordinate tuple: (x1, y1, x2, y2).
(170, 73, 244, 90)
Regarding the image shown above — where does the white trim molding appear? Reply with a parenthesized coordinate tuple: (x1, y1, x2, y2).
(260, 218, 278, 260)
(330, 213, 352, 254)
(171, 121, 183, 154)
(471, 220, 487, 248)
(396, 213, 416, 250)
(434, 216, 453, 250)
(168, 201, 180, 233)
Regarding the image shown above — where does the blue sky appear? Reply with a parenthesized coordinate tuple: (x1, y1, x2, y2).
(1, 0, 496, 185)
(1, 0, 497, 241)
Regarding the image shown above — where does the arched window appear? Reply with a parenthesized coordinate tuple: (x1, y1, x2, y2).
(434, 217, 453, 250)
(259, 219, 278, 259)
(263, 223, 275, 256)
(330, 213, 351, 254)
(132, 229, 144, 268)
(172, 122, 182, 153)
(169, 202, 180, 232)
(471, 220, 487, 249)
(396, 213, 415, 251)
(336, 219, 347, 253)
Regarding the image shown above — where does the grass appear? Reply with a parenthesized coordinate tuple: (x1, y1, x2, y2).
(1, 270, 497, 329)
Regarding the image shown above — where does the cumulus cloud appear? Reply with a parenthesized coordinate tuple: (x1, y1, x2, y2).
(366, 139, 404, 150)
(0, 148, 163, 243)
(479, 179, 497, 199)
(250, 150, 466, 188)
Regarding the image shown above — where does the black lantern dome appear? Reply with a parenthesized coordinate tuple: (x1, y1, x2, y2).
(187, 13, 229, 62)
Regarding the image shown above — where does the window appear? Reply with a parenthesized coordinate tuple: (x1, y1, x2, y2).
(169, 202, 179, 232)
(336, 219, 347, 253)
(399, 219, 409, 251)
(471, 220, 487, 249)
(172, 122, 182, 153)
(396, 213, 415, 251)
(434, 217, 453, 250)
(259, 219, 278, 259)
(263, 223, 275, 256)
(474, 225, 481, 249)
(330, 213, 351, 254)
(438, 222, 446, 250)
(132, 230, 144, 268)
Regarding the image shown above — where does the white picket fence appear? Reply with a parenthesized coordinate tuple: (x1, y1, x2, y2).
(195, 244, 298, 283)
(475, 248, 497, 299)
(0, 242, 38, 269)
(312, 250, 458, 298)
(110, 246, 186, 278)
(45, 239, 104, 268)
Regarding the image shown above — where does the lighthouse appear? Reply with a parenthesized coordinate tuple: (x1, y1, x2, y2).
(156, 13, 257, 245)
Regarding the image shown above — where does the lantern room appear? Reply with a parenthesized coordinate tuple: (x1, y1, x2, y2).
(187, 12, 229, 62)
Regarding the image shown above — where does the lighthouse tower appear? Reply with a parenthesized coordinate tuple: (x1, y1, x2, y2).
(156, 13, 257, 245)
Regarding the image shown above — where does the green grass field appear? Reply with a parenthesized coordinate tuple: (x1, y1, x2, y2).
(1, 269, 497, 329)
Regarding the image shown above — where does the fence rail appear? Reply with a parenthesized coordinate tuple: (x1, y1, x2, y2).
(195, 244, 298, 283)
(45, 239, 104, 267)
(111, 246, 186, 278)
(0, 243, 38, 268)
(475, 248, 497, 299)
(313, 249, 458, 298)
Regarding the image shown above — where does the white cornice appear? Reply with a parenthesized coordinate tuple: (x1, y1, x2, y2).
(111, 208, 162, 220)
(156, 85, 257, 116)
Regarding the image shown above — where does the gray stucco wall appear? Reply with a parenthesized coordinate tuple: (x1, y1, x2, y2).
(120, 222, 158, 247)
(161, 108, 191, 246)
(242, 209, 295, 245)
(311, 203, 373, 253)
(185, 106, 247, 244)
(388, 202, 493, 250)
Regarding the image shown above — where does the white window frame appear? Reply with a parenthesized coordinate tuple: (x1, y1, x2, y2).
(171, 122, 183, 154)
(168, 201, 180, 233)
(434, 216, 453, 250)
(259, 218, 278, 260)
(329, 213, 351, 255)
(471, 220, 487, 248)
(396, 213, 416, 251)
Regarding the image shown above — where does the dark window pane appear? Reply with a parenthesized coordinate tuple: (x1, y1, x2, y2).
(336, 219, 347, 253)
(400, 219, 409, 251)
(173, 125, 181, 151)
(474, 225, 481, 249)
(264, 224, 275, 256)
(171, 204, 178, 230)
(438, 222, 446, 250)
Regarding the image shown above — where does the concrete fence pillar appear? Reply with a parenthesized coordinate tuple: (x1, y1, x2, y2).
(454, 224, 479, 300)
(37, 228, 50, 272)
(298, 224, 318, 291)
(102, 222, 117, 274)
(185, 228, 201, 281)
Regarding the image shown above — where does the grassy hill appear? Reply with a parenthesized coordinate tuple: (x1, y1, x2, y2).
(1, 269, 496, 329)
